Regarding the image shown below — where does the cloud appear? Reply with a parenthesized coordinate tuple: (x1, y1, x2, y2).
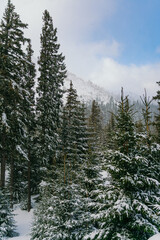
(89, 58, 160, 97)
(0, 0, 120, 76)
(0, 0, 118, 53)
(0, 0, 119, 72)
(89, 40, 122, 58)
(63, 39, 122, 79)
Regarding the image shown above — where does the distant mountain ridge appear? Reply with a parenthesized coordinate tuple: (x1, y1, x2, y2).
(64, 72, 113, 104)
(63, 72, 158, 124)
(63, 72, 143, 104)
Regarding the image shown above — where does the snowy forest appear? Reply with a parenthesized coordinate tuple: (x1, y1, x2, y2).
(0, 1, 160, 240)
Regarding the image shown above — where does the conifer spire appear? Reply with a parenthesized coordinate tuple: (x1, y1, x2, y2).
(36, 9, 66, 179)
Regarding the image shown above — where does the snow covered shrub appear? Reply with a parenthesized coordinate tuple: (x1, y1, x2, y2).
(93, 150, 160, 240)
(31, 181, 90, 240)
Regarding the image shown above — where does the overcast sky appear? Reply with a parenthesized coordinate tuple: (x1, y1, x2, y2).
(1, 0, 160, 97)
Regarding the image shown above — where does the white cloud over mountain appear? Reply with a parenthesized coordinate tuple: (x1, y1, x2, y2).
(89, 58, 160, 97)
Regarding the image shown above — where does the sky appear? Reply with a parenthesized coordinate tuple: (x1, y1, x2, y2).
(0, 0, 160, 97)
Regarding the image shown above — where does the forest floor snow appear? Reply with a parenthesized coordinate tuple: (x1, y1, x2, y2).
(6, 205, 33, 240)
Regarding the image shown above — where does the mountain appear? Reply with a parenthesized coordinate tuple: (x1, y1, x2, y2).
(63, 72, 158, 124)
(63, 72, 113, 104)
(64, 72, 142, 103)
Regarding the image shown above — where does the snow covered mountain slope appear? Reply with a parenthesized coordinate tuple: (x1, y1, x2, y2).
(63, 72, 112, 104)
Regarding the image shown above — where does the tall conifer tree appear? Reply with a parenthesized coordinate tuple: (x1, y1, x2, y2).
(36, 10, 66, 176)
(18, 40, 36, 211)
(139, 89, 153, 148)
(32, 82, 92, 239)
(89, 100, 103, 140)
(153, 81, 160, 143)
(0, 0, 29, 202)
(115, 88, 135, 155)
(62, 81, 81, 182)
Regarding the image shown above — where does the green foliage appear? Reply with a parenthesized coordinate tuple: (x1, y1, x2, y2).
(31, 82, 101, 240)
(60, 82, 89, 183)
(87, 89, 160, 240)
(36, 10, 66, 177)
(140, 89, 153, 135)
(31, 181, 89, 240)
(88, 100, 103, 139)
(0, 0, 35, 204)
(102, 112, 116, 150)
(115, 89, 136, 155)
(153, 81, 160, 143)
(0, 189, 16, 238)
(93, 149, 160, 240)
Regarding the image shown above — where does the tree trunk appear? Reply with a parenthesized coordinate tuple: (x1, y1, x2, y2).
(0, 134, 6, 188)
(10, 157, 14, 207)
(27, 154, 31, 212)
(64, 153, 66, 184)
(0, 154, 6, 188)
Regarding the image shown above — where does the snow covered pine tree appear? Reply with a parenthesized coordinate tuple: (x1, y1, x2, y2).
(0, 0, 35, 207)
(91, 89, 160, 240)
(35, 9, 66, 181)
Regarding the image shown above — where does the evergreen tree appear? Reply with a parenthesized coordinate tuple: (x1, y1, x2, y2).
(31, 82, 96, 239)
(31, 179, 88, 240)
(153, 81, 160, 143)
(0, 189, 16, 238)
(91, 90, 160, 240)
(102, 112, 116, 150)
(0, 0, 30, 203)
(36, 10, 66, 179)
(62, 85, 103, 239)
(115, 88, 135, 155)
(61, 85, 104, 240)
(88, 100, 103, 143)
(17, 40, 36, 211)
(79, 152, 104, 240)
(25, 41, 36, 211)
(61, 81, 85, 183)
(135, 119, 144, 133)
(94, 149, 160, 240)
(7, 40, 36, 206)
(140, 89, 153, 146)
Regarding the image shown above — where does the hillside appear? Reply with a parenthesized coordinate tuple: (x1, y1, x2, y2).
(63, 72, 113, 104)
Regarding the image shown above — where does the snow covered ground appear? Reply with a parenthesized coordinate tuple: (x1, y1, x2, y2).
(148, 233, 160, 240)
(5, 206, 33, 240)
